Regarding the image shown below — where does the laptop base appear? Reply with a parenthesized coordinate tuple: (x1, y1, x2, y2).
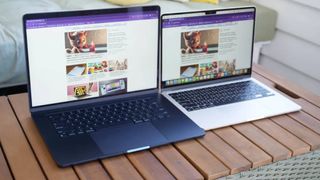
(163, 78, 301, 130)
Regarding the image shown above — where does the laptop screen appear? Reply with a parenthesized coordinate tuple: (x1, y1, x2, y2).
(161, 7, 255, 88)
(24, 7, 159, 107)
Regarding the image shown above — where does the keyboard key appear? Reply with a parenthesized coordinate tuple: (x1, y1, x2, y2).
(169, 81, 273, 112)
(48, 97, 170, 138)
(133, 119, 143, 124)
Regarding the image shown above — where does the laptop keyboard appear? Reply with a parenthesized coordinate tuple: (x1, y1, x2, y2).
(48, 98, 170, 138)
(169, 81, 274, 112)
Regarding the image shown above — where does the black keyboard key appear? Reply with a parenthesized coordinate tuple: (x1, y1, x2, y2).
(133, 119, 143, 124)
(48, 97, 170, 138)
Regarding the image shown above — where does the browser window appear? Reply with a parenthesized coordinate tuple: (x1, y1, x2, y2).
(162, 8, 255, 87)
(26, 10, 159, 107)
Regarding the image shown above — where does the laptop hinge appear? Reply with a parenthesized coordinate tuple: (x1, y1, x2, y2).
(30, 89, 158, 113)
(161, 74, 251, 93)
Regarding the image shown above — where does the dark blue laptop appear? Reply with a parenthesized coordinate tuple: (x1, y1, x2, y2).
(23, 6, 204, 167)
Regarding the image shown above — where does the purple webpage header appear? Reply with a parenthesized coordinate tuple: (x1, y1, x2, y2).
(162, 12, 254, 28)
(26, 11, 158, 29)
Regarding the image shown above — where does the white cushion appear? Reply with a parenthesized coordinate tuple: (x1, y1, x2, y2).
(0, 0, 61, 84)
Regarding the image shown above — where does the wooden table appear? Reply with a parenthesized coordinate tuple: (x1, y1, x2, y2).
(1, 64, 320, 180)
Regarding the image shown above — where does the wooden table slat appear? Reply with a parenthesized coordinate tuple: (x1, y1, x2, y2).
(0, 96, 46, 180)
(252, 70, 319, 155)
(151, 144, 204, 180)
(253, 71, 300, 101)
(254, 71, 320, 124)
(174, 139, 229, 180)
(289, 111, 320, 135)
(102, 155, 143, 180)
(233, 123, 291, 161)
(8, 94, 79, 180)
(253, 71, 320, 136)
(214, 127, 272, 168)
(272, 115, 320, 150)
(74, 161, 111, 180)
(127, 150, 175, 180)
(253, 119, 310, 156)
(253, 64, 320, 107)
(1, 65, 319, 180)
(197, 131, 251, 174)
(0, 144, 13, 180)
(252, 68, 299, 99)
(294, 98, 320, 120)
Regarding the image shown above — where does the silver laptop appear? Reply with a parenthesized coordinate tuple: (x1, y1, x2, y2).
(160, 7, 301, 130)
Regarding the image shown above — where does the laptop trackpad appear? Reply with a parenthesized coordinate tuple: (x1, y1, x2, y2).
(91, 123, 167, 155)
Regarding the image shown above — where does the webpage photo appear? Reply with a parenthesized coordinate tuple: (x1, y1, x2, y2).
(26, 10, 159, 107)
(161, 8, 255, 88)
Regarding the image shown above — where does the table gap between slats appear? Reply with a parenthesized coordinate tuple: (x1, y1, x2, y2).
(253, 72, 320, 122)
(150, 144, 204, 179)
(271, 115, 320, 151)
(253, 64, 320, 108)
(73, 161, 112, 180)
(0, 65, 319, 180)
(7, 97, 50, 180)
(213, 127, 272, 169)
(0, 142, 14, 180)
(252, 72, 320, 150)
(193, 138, 237, 175)
(253, 119, 310, 156)
(101, 155, 144, 180)
(8, 94, 79, 180)
(10, 93, 121, 180)
(196, 131, 251, 174)
(232, 123, 292, 162)
(288, 111, 320, 135)
(126, 150, 176, 180)
(174, 139, 230, 180)
(0, 96, 47, 180)
(252, 71, 320, 151)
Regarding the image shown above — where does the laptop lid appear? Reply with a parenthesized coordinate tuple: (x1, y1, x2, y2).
(161, 7, 255, 89)
(23, 6, 160, 108)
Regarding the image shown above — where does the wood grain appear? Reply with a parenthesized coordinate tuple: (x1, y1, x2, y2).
(0, 144, 13, 180)
(253, 71, 299, 100)
(74, 161, 111, 180)
(272, 115, 320, 150)
(102, 155, 143, 180)
(294, 98, 320, 120)
(127, 150, 175, 180)
(0, 96, 46, 180)
(8, 94, 79, 180)
(233, 123, 291, 161)
(174, 140, 229, 180)
(214, 127, 272, 168)
(254, 70, 320, 136)
(197, 131, 251, 174)
(289, 111, 320, 135)
(253, 119, 310, 156)
(152, 144, 204, 180)
(1, 64, 319, 180)
(253, 64, 320, 107)
(254, 70, 320, 123)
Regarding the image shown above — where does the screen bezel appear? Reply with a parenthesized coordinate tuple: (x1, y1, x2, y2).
(160, 6, 256, 89)
(23, 6, 161, 109)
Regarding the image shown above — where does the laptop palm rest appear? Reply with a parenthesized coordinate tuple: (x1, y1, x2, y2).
(91, 123, 167, 155)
